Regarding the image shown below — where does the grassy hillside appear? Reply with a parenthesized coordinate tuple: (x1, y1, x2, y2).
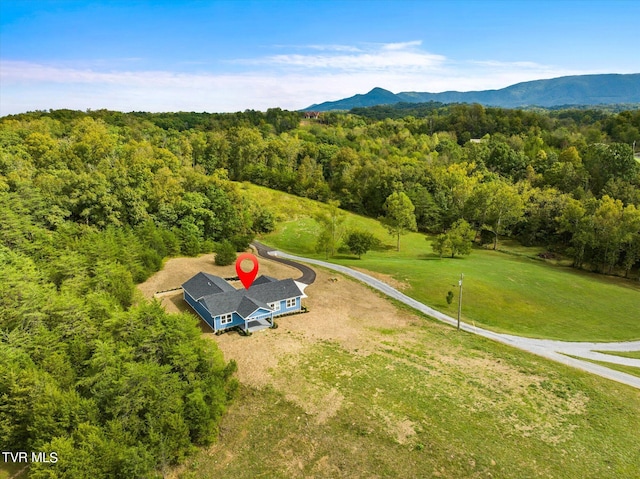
(173, 253, 640, 479)
(0, 464, 27, 479)
(241, 183, 640, 342)
(183, 342, 640, 479)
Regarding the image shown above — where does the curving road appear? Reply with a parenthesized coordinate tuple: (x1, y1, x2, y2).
(252, 241, 316, 285)
(258, 245, 640, 390)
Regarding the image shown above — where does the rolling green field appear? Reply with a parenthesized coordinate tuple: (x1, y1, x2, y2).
(179, 315, 640, 479)
(241, 183, 640, 342)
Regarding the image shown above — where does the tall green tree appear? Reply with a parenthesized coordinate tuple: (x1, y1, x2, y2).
(382, 191, 417, 251)
(315, 200, 345, 258)
(583, 143, 639, 194)
(345, 230, 376, 259)
(558, 198, 594, 269)
(468, 180, 525, 250)
(431, 219, 475, 258)
(591, 196, 628, 274)
(619, 204, 640, 278)
(431, 162, 481, 229)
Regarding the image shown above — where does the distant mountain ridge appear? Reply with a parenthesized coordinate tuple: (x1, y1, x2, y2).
(303, 74, 640, 111)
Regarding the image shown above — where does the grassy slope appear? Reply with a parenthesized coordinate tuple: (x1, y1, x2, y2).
(597, 350, 640, 360)
(578, 358, 640, 379)
(241, 183, 640, 342)
(180, 309, 640, 479)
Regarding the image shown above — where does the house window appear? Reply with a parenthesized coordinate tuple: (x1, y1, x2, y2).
(269, 301, 281, 311)
(286, 298, 296, 309)
(220, 313, 233, 325)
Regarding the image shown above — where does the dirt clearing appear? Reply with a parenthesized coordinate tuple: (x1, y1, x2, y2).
(138, 252, 415, 388)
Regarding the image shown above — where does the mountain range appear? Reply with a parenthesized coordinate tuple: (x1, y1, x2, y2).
(303, 74, 640, 111)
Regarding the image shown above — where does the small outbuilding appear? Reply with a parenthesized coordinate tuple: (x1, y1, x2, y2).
(182, 272, 305, 333)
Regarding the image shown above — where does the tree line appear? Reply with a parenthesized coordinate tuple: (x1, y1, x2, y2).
(4, 105, 638, 276)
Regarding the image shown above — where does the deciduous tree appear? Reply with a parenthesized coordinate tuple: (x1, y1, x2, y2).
(431, 219, 475, 258)
(468, 180, 524, 250)
(346, 230, 376, 259)
(315, 200, 345, 258)
(382, 191, 417, 251)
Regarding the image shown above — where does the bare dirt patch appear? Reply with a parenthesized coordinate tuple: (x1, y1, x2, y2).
(157, 252, 608, 479)
(208, 267, 415, 390)
(140, 252, 415, 402)
(137, 252, 302, 315)
(137, 252, 301, 299)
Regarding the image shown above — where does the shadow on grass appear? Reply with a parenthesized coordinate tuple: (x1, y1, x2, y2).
(416, 253, 465, 261)
(332, 254, 360, 260)
(372, 243, 396, 251)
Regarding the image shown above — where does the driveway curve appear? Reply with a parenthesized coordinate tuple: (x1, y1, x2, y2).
(252, 241, 316, 285)
(262, 247, 640, 390)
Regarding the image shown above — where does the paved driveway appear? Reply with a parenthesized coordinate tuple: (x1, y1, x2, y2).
(252, 241, 316, 285)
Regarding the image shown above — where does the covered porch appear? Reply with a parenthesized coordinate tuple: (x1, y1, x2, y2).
(244, 312, 274, 333)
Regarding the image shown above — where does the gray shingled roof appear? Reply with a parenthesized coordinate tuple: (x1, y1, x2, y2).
(245, 278, 302, 304)
(182, 272, 235, 300)
(200, 289, 272, 317)
(185, 272, 303, 319)
(237, 296, 271, 317)
(252, 275, 278, 286)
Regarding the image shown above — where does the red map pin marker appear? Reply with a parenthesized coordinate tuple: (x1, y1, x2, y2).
(235, 253, 259, 289)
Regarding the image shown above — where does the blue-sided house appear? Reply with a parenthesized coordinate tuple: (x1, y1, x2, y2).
(182, 272, 305, 333)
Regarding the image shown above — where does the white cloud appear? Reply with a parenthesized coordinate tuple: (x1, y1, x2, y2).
(469, 60, 554, 70)
(262, 51, 445, 71)
(305, 44, 363, 52)
(0, 45, 601, 116)
(381, 40, 423, 51)
(237, 40, 445, 72)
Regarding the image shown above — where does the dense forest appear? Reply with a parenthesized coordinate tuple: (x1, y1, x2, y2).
(0, 112, 273, 477)
(6, 104, 636, 274)
(1, 103, 639, 476)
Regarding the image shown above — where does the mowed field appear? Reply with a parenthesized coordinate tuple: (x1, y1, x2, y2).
(240, 183, 640, 342)
(138, 254, 640, 479)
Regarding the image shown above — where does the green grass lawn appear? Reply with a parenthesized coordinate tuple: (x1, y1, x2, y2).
(596, 350, 640, 360)
(171, 182, 640, 479)
(180, 319, 640, 479)
(241, 183, 640, 341)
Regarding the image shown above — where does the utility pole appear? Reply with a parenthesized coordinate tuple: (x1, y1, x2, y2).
(457, 273, 464, 331)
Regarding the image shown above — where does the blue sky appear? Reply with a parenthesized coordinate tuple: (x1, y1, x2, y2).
(1, 0, 638, 115)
